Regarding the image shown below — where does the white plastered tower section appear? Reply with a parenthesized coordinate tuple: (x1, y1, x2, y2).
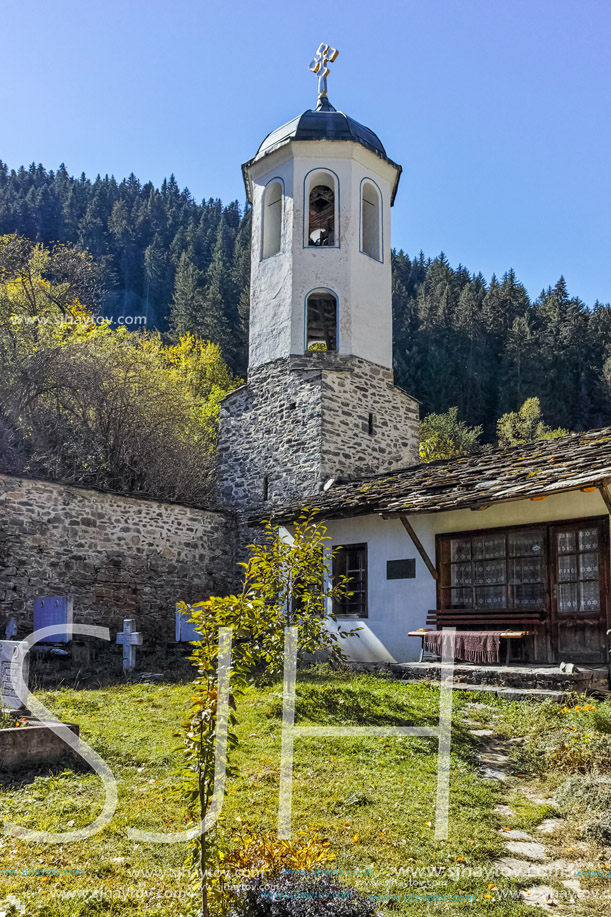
(217, 77, 420, 512)
(247, 140, 396, 370)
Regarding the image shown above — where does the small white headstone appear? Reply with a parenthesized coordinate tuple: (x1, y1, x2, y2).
(0, 640, 29, 711)
(116, 619, 143, 672)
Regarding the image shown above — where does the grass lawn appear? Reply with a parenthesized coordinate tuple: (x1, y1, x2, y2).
(1, 669, 611, 915)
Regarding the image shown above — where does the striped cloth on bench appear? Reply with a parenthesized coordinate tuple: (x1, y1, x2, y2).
(423, 630, 506, 665)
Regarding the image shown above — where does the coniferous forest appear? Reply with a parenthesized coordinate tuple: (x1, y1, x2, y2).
(2, 159, 611, 441)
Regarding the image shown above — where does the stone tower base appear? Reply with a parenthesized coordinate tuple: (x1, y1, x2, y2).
(217, 352, 419, 513)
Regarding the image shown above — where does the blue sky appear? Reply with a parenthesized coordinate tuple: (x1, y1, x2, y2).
(2, 0, 610, 305)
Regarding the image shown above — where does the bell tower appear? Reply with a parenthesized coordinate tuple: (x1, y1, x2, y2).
(218, 47, 419, 511)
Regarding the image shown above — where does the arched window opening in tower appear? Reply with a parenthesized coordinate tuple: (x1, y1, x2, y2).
(306, 291, 338, 351)
(361, 181, 381, 260)
(262, 181, 282, 258)
(308, 182, 335, 246)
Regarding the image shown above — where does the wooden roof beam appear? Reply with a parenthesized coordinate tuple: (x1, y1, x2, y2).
(398, 514, 438, 580)
(598, 482, 611, 515)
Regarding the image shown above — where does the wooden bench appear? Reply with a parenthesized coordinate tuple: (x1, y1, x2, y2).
(409, 608, 546, 665)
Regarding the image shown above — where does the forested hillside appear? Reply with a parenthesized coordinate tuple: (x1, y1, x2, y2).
(0, 161, 251, 371)
(2, 160, 611, 438)
(392, 255, 611, 437)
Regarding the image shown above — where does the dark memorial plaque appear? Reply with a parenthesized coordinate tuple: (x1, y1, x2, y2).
(387, 559, 416, 580)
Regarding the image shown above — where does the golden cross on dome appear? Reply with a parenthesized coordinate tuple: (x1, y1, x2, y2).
(309, 43, 339, 102)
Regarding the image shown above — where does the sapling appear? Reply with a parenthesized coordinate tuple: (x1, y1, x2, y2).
(175, 511, 359, 916)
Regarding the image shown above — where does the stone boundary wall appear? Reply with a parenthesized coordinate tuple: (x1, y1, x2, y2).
(0, 475, 236, 641)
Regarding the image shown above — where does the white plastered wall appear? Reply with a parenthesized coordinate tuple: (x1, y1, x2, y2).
(324, 489, 610, 663)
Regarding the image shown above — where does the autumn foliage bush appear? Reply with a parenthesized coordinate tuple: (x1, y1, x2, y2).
(506, 701, 611, 775)
(221, 826, 335, 876)
(0, 234, 240, 504)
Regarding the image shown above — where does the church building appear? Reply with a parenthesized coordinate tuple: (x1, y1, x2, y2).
(217, 46, 611, 674)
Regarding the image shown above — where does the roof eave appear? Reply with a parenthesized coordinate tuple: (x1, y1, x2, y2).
(250, 473, 611, 528)
(242, 139, 402, 204)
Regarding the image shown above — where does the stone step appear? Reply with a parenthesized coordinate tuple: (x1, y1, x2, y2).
(400, 679, 566, 702)
(390, 661, 607, 692)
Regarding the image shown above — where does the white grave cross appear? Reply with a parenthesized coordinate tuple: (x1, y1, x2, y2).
(116, 619, 142, 672)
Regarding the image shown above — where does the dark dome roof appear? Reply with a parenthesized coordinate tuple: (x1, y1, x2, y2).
(255, 103, 388, 162)
(242, 98, 402, 204)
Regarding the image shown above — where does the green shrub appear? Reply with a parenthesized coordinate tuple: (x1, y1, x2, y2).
(0, 710, 15, 729)
(231, 873, 382, 917)
(592, 702, 611, 735)
(580, 816, 611, 844)
(556, 774, 611, 815)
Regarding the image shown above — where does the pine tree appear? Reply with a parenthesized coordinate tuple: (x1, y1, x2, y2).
(230, 207, 252, 374)
(199, 211, 237, 361)
(534, 277, 590, 428)
(144, 234, 174, 327)
(497, 314, 540, 414)
(452, 280, 489, 427)
(170, 253, 206, 340)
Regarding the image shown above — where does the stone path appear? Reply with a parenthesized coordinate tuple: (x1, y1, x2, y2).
(477, 730, 511, 782)
(464, 702, 586, 912)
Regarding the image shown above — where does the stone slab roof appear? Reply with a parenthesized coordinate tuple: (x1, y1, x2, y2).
(268, 426, 611, 522)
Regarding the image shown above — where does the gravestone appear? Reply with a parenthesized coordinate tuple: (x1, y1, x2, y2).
(0, 641, 29, 711)
(33, 596, 73, 643)
(116, 619, 142, 672)
(175, 605, 200, 643)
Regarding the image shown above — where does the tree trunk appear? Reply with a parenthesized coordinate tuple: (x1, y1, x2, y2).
(201, 821, 208, 916)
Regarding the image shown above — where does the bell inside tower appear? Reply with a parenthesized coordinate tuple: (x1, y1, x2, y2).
(308, 183, 335, 246)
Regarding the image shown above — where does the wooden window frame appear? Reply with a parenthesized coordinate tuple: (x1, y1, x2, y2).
(333, 543, 368, 618)
(436, 515, 609, 615)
